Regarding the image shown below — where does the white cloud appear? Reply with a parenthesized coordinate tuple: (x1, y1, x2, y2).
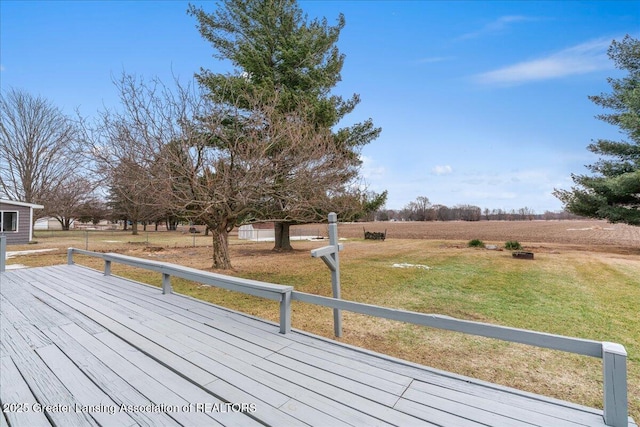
(417, 56, 454, 64)
(431, 165, 453, 175)
(360, 155, 386, 180)
(475, 38, 611, 86)
(457, 15, 537, 40)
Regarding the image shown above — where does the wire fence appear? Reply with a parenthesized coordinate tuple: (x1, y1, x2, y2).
(31, 226, 328, 251)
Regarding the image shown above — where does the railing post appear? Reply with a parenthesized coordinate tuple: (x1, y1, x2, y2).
(104, 259, 111, 276)
(67, 248, 74, 265)
(310, 213, 344, 338)
(327, 212, 342, 337)
(279, 290, 291, 334)
(602, 342, 628, 427)
(162, 272, 172, 294)
(0, 235, 6, 273)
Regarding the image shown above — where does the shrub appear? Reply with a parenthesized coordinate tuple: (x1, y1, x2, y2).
(468, 239, 484, 248)
(505, 240, 522, 250)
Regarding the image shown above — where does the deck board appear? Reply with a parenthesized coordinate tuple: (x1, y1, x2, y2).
(0, 357, 51, 427)
(35, 344, 137, 427)
(41, 326, 181, 427)
(0, 315, 98, 426)
(1, 264, 634, 427)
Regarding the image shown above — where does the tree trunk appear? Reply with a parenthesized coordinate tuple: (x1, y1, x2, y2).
(273, 222, 293, 251)
(131, 221, 138, 235)
(211, 225, 231, 269)
(123, 220, 128, 231)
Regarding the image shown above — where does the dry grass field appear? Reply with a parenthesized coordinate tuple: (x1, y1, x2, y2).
(338, 219, 640, 252)
(5, 219, 639, 421)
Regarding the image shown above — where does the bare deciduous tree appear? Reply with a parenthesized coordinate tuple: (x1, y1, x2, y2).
(0, 88, 83, 212)
(44, 176, 96, 230)
(84, 75, 181, 235)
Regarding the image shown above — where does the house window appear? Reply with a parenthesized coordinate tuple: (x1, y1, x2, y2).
(1, 211, 18, 232)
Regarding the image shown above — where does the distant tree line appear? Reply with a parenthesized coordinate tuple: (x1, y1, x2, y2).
(374, 196, 584, 222)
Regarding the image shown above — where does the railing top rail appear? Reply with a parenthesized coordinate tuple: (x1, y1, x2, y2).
(69, 247, 107, 258)
(291, 290, 609, 359)
(68, 247, 293, 298)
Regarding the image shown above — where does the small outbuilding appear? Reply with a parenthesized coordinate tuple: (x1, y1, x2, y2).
(0, 199, 44, 245)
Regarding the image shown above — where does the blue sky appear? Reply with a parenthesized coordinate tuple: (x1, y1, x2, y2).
(2, 1, 638, 213)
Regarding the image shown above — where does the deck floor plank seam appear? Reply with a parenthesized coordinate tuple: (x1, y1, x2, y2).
(275, 399, 354, 427)
(1, 275, 76, 343)
(406, 380, 601, 427)
(400, 387, 549, 427)
(252, 357, 426, 426)
(393, 398, 487, 427)
(184, 350, 345, 426)
(273, 345, 411, 395)
(19, 268, 155, 324)
(285, 341, 414, 387)
(264, 352, 401, 407)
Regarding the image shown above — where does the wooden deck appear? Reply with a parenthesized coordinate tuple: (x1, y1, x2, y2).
(0, 264, 635, 426)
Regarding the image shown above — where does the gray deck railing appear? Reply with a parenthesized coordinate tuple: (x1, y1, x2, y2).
(290, 291, 628, 426)
(67, 248, 293, 333)
(66, 247, 628, 427)
(0, 235, 6, 273)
